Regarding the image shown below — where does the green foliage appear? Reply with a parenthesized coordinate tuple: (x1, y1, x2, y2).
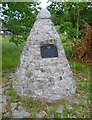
(2, 2, 92, 45)
(47, 2, 63, 25)
(2, 2, 40, 45)
(48, 2, 92, 40)
(59, 22, 81, 39)
(68, 28, 80, 39)
(64, 47, 72, 60)
(59, 22, 73, 33)
(60, 34, 73, 60)
(9, 35, 24, 46)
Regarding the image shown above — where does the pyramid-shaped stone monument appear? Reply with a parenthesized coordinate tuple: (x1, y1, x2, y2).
(13, 8, 76, 102)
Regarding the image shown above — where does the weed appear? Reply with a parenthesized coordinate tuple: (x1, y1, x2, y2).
(15, 104, 20, 110)
(53, 112, 62, 118)
(5, 87, 19, 101)
(21, 96, 33, 105)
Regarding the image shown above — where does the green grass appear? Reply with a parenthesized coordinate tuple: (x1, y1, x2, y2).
(69, 60, 90, 74)
(2, 36, 24, 73)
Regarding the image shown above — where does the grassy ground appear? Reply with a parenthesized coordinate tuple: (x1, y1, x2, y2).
(2, 35, 91, 118)
(2, 36, 24, 74)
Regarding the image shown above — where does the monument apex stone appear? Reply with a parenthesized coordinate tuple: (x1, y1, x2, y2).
(37, 8, 51, 19)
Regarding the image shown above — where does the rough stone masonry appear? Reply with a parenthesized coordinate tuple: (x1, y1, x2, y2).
(13, 8, 76, 102)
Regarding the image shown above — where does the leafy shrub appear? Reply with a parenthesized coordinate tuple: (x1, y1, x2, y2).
(59, 22, 73, 33)
(64, 47, 72, 60)
(59, 22, 81, 40)
(60, 34, 73, 60)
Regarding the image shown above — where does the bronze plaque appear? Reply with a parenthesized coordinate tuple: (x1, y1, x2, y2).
(40, 44, 58, 58)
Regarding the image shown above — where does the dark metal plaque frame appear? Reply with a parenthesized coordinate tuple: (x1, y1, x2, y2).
(40, 44, 58, 58)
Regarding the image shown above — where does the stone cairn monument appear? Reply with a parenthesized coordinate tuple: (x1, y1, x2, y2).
(13, 8, 76, 102)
